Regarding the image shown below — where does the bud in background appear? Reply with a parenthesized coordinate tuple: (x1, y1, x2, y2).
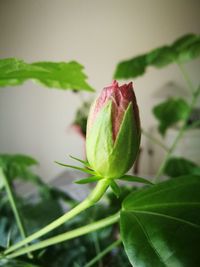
(86, 80, 141, 179)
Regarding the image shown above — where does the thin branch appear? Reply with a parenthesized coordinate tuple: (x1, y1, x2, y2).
(5, 179, 110, 255)
(0, 168, 32, 258)
(154, 85, 200, 183)
(84, 238, 122, 267)
(177, 62, 195, 93)
(6, 212, 120, 259)
(142, 128, 169, 152)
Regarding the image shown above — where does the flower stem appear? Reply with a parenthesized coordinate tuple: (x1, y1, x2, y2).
(154, 85, 200, 183)
(177, 62, 195, 93)
(142, 128, 169, 152)
(84, 238, 122, 267)
(5, 178, 110, 255)
(6, 212, 120, 259)
(0, 168, 32, 258)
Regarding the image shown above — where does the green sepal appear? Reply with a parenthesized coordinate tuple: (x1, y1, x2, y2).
(118, 175, 153, 185)
(75, 176, 101, 184)
(69, 155, 91, 168)
(86, 101, 140, 179)
(86, 101, 113, 176)
(110, 180, 121, 198)
(55, 161, 95, 175)
(107, 103, 140, 178)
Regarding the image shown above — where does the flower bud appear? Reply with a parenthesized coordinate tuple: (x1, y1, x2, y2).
(86, 80, 141, 179)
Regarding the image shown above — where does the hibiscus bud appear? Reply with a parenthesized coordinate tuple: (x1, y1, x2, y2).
(86, 80, 141, 179)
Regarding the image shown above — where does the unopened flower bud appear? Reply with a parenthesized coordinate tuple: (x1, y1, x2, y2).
(86, 80, 141, 179)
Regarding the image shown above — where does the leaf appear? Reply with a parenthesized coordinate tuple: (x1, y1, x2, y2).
(120, 175, 200, 267)
(75, 176, 101, 184)
(164, 157, 200, 178)
(114, 55, 146, 79)
(110, 180, 121, 198)
(0, 258, 40, 267)
(153, 98, 190, 135)
(0, 58, 94, 91)
(0, 154, 42, 185)
(118, 175, 153, 185)
(114, 33, 200, 79)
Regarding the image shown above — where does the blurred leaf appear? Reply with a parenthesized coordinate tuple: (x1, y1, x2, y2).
(0, 154, 74, 201)
(120, 175, 200, 267)
(164, 157, 200, 178)
(72, 101, 91, 136)
(153, 98, 190, 135)
(0, 154, 42, 187)
(118, 175, 153, 185)
(0, 58, 94, 91)
(21, 198, 64, 235)
(146, 46, 175, 67)
(114, 33, 200, 79)
(114, 55, 146, 79)
(0, 258, 40, 267)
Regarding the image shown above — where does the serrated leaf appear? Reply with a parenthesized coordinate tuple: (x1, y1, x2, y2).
(118, 175, 153, 185)
(120, 175, 200, 267)
(110, 180, 121, 198)
(114, 55, 146, 79)
(0, 58, 94, 91)
(75, 176, 101, 184)
(153, 98, 190, 135)
(114, 33, 200, 79)
(164, 157, 200, 178)
(0, 154, 38, 182)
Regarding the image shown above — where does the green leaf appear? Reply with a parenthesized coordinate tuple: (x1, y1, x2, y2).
(110, 180, 121, 198)
(164, 157, 200, 178)
(0, 58, 94, 91)
(120, 175, 200, 267)
(75, 176, 101, 184)
(114, 55, 146, 79)
(146, 46, 175, 67)
(114, 33, 200, 79)
(118, 175, 153, 185)
(0, 154, 42, 185)
(0, 258, 40, 267)
(153, 98, 190, 135)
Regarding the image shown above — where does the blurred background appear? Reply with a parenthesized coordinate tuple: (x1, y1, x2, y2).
(0, 0, 200, 184)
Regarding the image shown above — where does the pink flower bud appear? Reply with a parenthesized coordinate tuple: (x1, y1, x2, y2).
(86, 81, 141, 178)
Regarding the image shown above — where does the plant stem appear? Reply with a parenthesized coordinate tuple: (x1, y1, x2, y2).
(0, 168, 31, 258)
(6, 212, 120, 258)
(142, 128, 169, 152)
(84, 238, 122, 267)
(5, 178, 110, 255)
(177, 62, 195, 93)
(154, 85, 200, 183)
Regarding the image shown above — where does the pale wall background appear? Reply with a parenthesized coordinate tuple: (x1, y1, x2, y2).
(0, 0, 199, 182)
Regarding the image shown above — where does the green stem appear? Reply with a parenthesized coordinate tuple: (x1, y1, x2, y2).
(5, 179, 110, 254)
(6, 212, 120, 258)
(142, 128, 169, 152)
(0, 168, 31, 258)
(177, 62, 195, 93)
(84, 238, 122, 267)
(154, 85, 200, 183)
